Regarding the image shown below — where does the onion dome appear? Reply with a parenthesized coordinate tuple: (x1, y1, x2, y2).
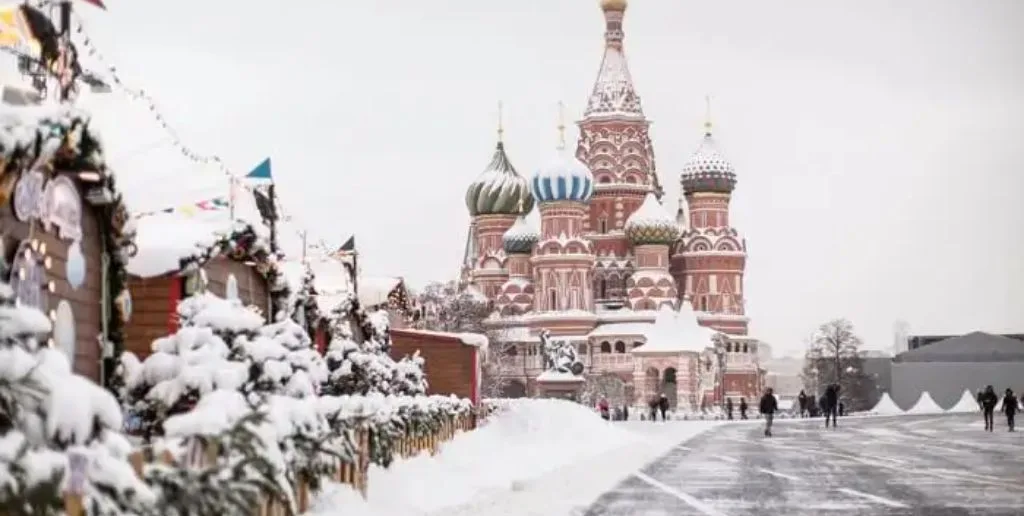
(502, 215, 539, 254)
(680, 128, 736, 195)
(531, 149, 594, 204)
(625, 192, 679, 245)
(465, 141, 534, 217)
(600, 0, 628, 11)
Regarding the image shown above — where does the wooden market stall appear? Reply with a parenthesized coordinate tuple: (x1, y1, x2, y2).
(122, 216, 280, 360)
(0, 107, 136, 384)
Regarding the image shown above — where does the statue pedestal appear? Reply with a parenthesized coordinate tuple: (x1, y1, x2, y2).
(535, 370, 585, 401)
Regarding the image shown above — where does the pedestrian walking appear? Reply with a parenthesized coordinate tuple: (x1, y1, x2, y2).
(598, 397, 610, 421)
(980, 385, 998, 431)
(824, 384, 840, 429)
(1001, 388, 1017, 432)
(726, 398, 734, 420)
(648, 397, 658, 422)
(658, 393, 670, 421)
(622, 404, 629, 421)
(760, 388, 778, 437)
(797, 390, 808, 418)
(739, 398, 748, 420)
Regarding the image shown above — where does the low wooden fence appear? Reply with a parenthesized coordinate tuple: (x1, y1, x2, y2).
(63, 414, 477, 516)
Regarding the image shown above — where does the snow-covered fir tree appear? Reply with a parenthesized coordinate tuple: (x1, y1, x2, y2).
(0, 281, 153, 515)
(116, 292, 329, 440)
(322, 292, 426, 397)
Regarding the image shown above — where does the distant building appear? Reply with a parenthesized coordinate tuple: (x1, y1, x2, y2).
(891, 331, 1024, 410)
(906, 333, 1024, 351)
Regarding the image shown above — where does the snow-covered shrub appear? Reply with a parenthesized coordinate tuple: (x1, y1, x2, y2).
(321, 294, 427, 397)
(317, 394, 472, 468)
(0, 282, 154, 514)
(117, 293, 328, 440)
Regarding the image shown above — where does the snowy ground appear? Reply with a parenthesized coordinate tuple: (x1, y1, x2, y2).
(307, 400, 722, 515)
(585, 413, 1024, 515)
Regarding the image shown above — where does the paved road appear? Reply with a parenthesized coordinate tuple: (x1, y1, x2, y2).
(583, 414, 1024, 516)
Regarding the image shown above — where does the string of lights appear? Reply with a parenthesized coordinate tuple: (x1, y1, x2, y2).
(66, 14, 341, 256)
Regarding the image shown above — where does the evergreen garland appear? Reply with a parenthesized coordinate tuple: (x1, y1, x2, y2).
(178, 222, 291, 322)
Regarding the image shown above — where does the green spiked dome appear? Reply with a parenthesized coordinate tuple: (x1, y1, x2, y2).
(502, 215, 539, 254)
(624, 192, 679, 245)
(465, 142, 534, 216)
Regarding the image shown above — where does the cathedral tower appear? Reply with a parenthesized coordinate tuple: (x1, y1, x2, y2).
(576, 0, 662, 303)
(530, 109, 597, 334)
(672, 113, 749, 335)
(463, 108, 533, 299)
(623, 192, 679, 310)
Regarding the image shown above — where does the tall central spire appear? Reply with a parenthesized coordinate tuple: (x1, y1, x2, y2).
(584, 0, 643, 119)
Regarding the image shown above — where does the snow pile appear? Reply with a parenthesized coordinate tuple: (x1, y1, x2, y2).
(357, 398, 635, 514)
(906, 391, 944, 414)
(869, 392, 904, 415)
(0, 282, 154, 513)
(946, 389, 981, 413)
(633, 301, 719, 353)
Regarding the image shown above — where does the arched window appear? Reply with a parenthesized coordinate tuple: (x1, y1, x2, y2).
(599, 278, 607, 299)
(600, 341, 612, 353)
(726, 342, 733, 353)
(699, 296, 708, 311)
(549, 289, 557, 310)
(614, 341, 626, 353)
(598, 218, 608, 234)
(742, 343, 749, 353)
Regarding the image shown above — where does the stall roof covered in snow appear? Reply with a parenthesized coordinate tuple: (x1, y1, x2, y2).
(631, 302, 720, 354)
(127, 209, 270, 279)
(391, 328, 488, 349)
(305, 255, 354, 313)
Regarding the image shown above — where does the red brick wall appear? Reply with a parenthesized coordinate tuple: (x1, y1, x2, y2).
(390, 329, 479, 403)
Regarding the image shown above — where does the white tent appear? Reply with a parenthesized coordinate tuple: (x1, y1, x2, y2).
(907, 391, 944, 414)
(946, 389, 981, 413)
(869, 392, 904, 415)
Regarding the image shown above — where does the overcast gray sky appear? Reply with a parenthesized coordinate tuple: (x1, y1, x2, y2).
(38, 0, 1024, 355)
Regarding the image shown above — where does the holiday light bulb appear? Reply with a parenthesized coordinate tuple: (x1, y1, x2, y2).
(47, 281, 55, 293)
(44, 257, 52, 269)
(18, 267, 26, 281)
(49, 310, 56, 321)
(30, 239, 38, 251)
(39, 242, 46, 255)
(47, 338, 54, 348)
(23, 248, 31, 259)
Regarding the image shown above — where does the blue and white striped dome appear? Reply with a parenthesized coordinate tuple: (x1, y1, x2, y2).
(531, 149, 594, 204)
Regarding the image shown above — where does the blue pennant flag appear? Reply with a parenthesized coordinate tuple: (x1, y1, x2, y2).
(246, 158, 272, 180)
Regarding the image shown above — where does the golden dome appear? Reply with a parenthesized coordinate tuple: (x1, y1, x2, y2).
(600, 0, 628, 11)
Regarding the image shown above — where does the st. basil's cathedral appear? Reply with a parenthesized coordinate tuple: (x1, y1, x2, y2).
(461, 0, 763, 410)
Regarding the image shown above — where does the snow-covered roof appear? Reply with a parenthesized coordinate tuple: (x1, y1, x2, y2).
(392, 328, 488, 349)
(358, 276, 403, 308)
(631, 301, 720, 354)
(588, 322, 651, 338)
(127, 211, 235, 278)
(306, 255, 354, 313)
(536, 370, 584, 383)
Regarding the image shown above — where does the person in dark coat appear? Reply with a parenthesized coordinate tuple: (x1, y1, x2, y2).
(759, 388, 778, 437)
(726, 398, 734, 420)
(980, 385, 999, 431)
(658, 393, 670, 421)
(648, 396, 659, 422)
(1001, 388, 1017, 432)
(739, 398, 749, 420)
(824, 384, 840, 429)
(797, 390, 808, 418)
(622, 404, 629, 421)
